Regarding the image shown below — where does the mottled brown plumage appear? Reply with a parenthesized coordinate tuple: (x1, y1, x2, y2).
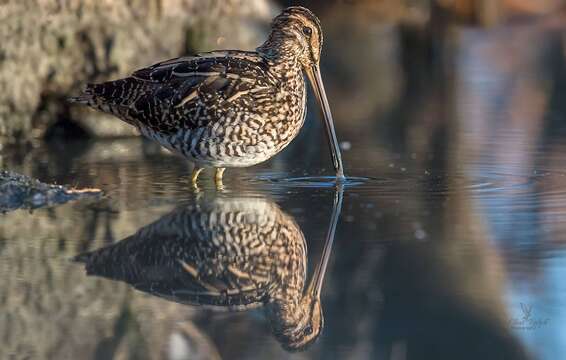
(74, 193, 342, 351)
(70, 6, 345, 184)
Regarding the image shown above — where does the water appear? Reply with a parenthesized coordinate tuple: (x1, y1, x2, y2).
(2, 125, 566, 359)
(3, 14, 566, 360)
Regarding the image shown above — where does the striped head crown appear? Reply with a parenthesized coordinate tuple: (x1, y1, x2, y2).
(265, 6, 324, 67)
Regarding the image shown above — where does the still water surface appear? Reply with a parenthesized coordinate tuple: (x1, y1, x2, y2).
(2, 121, 566, 359)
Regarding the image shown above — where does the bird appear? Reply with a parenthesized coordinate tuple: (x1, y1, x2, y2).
(74, 193, 341, 351)
(69, 6, 345, 186)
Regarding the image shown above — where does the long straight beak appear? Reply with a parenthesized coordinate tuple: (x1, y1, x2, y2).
(306, 185, 344, 297)
(306, 65, 345, 180)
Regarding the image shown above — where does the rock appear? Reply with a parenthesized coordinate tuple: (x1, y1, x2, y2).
(0, 169, 102, 212)
(0, 0, 276, 144)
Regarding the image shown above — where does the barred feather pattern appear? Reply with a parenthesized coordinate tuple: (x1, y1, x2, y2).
(72, 50, 307, 168)
(74, 197, 307, 312)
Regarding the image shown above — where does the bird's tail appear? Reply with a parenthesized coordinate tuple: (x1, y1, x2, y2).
(67, 84, 98, 105)
(68, 79, 146, 124)
(73, 236, 133, 277)
(68, 82, 120, 112)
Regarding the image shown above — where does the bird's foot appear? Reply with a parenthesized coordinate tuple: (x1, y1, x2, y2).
(214, 168, 226, 190)
(191, 167, 204, 188)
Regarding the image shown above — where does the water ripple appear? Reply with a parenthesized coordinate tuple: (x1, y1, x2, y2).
(254, 175, 372, 188)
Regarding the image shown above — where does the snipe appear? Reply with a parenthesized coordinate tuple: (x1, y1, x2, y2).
(74, 192, 342, 350)
(70, 6, 345, 186)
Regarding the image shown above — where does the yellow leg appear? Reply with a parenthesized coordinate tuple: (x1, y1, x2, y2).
(214, 168, 226, 188)
(191, 167, 204, 185)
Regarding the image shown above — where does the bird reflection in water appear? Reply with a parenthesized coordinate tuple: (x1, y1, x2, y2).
(75, 189, 343, 351)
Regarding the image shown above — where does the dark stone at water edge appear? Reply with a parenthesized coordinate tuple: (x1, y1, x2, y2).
(0, 170, 102, 213)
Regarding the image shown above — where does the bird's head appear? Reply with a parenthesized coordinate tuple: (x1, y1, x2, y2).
(269, 6, 323, 68)
(269, 293, 324, 351)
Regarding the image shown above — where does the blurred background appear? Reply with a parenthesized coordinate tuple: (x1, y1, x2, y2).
(2, 0, 566, 359)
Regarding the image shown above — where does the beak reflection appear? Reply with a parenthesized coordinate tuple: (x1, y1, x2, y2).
(306, 185, 343, 298)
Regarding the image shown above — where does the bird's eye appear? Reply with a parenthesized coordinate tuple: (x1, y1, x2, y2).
(302, 26, 312, 36)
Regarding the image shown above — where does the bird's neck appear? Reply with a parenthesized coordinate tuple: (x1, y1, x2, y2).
(267, 298, 309, 333)
(257, 34, 303, 76)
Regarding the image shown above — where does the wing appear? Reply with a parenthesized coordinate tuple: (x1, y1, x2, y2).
(73, 204, 277, 310)
(74, 232, 273, 310)
(131, 51, 266, 83)
(127, 51, 275, 134)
